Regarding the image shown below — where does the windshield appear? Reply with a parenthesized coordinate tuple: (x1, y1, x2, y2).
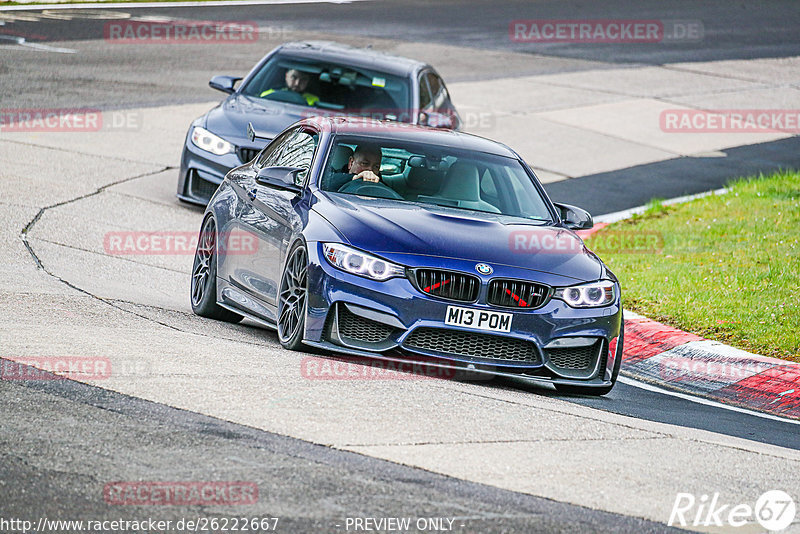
(240, 53, 411, 118)
(319, 136, 554, 222)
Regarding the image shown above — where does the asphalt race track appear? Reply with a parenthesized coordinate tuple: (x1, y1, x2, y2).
(1, 1, 800, 532)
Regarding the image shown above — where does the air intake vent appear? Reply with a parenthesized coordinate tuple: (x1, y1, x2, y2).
(544, 339, 603, 379)
(404, 328, 540, 363)
(189, 171, 219, 202)
(337, 305, 394, 343)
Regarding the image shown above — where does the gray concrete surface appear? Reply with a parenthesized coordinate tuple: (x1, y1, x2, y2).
(2, 97, 800, 533)
(2, 2, 800, 531)
(3, 369, 681, 533)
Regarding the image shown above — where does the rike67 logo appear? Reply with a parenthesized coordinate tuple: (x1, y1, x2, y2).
(669, 490, 796, 531)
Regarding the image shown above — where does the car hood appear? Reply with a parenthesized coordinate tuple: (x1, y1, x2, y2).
(313, 193, 604, 282)
(204, 94, 308, 145)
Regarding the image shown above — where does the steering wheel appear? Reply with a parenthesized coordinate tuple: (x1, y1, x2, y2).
(261, 90, 309, 106)
(338, 179, 404, 200)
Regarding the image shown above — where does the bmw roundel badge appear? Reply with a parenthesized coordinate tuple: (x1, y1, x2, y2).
(475, 263, 493, 275)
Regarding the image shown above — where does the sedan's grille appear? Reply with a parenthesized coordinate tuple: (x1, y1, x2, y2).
(404, 328, 540, 363)
(189, 172, 219, 201)
(337, 305, 394, 343)
(487, 279, 551, 309)
(545, 341, 601, 371)
(238, 147, 261, 164)
(413, 269, 479, 302)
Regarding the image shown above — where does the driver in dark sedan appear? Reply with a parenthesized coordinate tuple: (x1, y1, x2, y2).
(260, 68, 320, 106)
(329, 144, 383, 192)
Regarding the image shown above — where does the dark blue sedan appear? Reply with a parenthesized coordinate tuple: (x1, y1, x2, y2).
(177, 41, 461, 206)
(190, 117, 623, 395)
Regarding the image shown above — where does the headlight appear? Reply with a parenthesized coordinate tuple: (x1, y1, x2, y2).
(322, 243, 405, 281)
(554, 280, 616, 308)
(191, 126, 234, 156)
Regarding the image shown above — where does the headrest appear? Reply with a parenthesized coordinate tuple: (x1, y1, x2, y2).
(330, 145, 354, 172)
(407, 166, 442, 195)
(439, 161, 481, 201)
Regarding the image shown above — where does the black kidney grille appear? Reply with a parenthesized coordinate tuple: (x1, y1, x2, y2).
(238, 147, 260, 163)
(487, 279, 550, 309)
(404, 328, 540, 363)
(414, 269, 479, 302)
(337, 306, 394, 343)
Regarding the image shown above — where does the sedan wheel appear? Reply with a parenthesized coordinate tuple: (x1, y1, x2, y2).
(190, 215, 243, 323)
(278, 243, 308, 350)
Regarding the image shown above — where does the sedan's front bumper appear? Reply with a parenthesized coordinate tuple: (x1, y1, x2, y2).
(305, 243, 623, 387)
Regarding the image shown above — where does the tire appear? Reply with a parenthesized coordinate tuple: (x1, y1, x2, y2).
(277, 242, 309, 351)
(555, 326, 624, 396)
(190, 215, 243, 323)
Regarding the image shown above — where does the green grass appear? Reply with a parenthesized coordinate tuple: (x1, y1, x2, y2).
(585, 169, 800, 362)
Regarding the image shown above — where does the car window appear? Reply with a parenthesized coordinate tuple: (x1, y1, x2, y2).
(418, 73, 433, 110)
(240, 53, 411, 119)
(429, 73, 456, 114)
(255, 129, 294, 168)
(280, 130, 318, 185)
(322, 135, 554, 222)
(256, 128, 318, 185)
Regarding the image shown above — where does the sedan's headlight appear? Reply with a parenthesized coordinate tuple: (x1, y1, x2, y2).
(191, 126, 234, 156)
(554, 280, 616, 308)
(322, 243, 405, 281)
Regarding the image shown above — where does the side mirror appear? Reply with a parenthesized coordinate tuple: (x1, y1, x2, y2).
(418, 111, 455, 130)
(209, 75, 242, 94)
(554, 202, 593, 230)
(256, 166, 305, 193)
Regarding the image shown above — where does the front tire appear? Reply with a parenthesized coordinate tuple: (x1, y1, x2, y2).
(190, 215, 243, 323)
(278, 242, 308, 351)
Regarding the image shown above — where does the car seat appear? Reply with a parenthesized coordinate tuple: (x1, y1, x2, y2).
(438, 161, 501, 213)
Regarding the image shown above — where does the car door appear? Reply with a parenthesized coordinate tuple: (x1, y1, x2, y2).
(218, 128, 293, 307)
(239, 127, 318, 311)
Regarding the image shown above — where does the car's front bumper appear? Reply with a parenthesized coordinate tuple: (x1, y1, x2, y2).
(305, 243, 622, 386)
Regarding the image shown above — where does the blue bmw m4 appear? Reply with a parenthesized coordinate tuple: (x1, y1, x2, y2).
(190, 117, 623, 395)
(177, 41, 461, 206)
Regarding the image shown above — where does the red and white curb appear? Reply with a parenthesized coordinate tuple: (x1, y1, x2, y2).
(620, 311, 800, 420)
(581, 192, 799, 421)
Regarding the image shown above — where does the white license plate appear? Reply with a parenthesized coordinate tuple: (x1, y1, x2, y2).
(444, 305, 512, 333)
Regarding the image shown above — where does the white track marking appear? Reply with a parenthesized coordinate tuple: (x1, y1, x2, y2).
(595, 187, 729, 224)
(0, 0, 361, 12)
(0, 34, 76, 52)
(619, 375, 800, 426)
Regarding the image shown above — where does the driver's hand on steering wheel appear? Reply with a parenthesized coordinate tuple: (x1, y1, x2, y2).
(352, 170, 380, 183)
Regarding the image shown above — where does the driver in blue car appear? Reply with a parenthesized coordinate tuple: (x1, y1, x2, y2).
(260, 69, 320, 106)
(330, 144, 383, 192)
